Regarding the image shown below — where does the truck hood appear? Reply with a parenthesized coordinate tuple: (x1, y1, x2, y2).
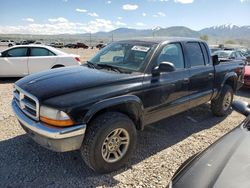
(172, 124, 250, 188)
(16, 66, 135, 100)
(245, 65, 250, 75)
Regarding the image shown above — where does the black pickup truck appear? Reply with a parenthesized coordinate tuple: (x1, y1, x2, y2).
(12, 38, 244, 173)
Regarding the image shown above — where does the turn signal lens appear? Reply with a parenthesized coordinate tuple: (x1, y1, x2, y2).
(40, 106, 74, 127)
(40, 116, 74, 127)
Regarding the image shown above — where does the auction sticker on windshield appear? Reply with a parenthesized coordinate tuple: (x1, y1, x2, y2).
(131, 46, 150, 52)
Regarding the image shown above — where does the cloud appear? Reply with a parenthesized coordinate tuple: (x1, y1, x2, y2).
(117, 17, 123, 20)
(136, 22, 146, 27)
(87, 12, 99, 17)
(115, 21, 127, 26)
(122, 4, 139, 11)
(106, 1, 112, 4)
(174, 0, 194, 4)
(142, 13, 147, 17)
(48, 17, 68, 23)
(240, 0, 250, 2)
(0, 18, 117, 34)
(76, 8, 87, 13)
(22, 18, 34, 22)
(153, 12, 166, 17)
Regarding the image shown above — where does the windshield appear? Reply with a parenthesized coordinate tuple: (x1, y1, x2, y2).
(89, 42, 155, 72)
(213, 51, 232, 58)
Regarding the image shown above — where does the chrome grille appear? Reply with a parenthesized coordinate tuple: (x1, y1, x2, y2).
(13, 85, 39, 120)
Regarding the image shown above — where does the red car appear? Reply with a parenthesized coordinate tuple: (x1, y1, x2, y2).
(244, 65, 250, 88)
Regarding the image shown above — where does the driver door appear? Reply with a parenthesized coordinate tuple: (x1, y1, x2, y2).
(142, 43, 190, 125)
(0, 47, 28, 77)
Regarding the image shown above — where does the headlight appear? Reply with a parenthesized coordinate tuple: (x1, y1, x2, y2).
(40, 106, 74, 127)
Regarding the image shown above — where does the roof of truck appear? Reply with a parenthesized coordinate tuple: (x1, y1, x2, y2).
(117, 37, 204, 44)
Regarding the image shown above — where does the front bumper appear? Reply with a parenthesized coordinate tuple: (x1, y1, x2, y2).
(12, 101, 86, 152)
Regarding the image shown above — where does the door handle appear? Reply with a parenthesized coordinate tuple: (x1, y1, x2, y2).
(183, 78, 190, 84)
(208, 73, 214, 78)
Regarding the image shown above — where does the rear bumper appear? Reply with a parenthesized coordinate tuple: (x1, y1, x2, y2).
(12, 101, 86, 152)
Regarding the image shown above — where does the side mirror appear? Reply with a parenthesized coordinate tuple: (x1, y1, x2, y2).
(212, 55, 220, 66)
(113, 56, 123, 63)
(232, 100, 250, 117)
(153, 62, 176, 74)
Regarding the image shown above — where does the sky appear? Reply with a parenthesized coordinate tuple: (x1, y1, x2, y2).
(0, 0, 250, 34)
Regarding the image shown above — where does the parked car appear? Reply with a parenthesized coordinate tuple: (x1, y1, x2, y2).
(49, 42, 64, 48)
(244, 65, 250, 88)
(242, 50, 250, 64)
(0, 39, 15, 47)
(75, 42, 88, 49)
(212, 50, 246, 62)
(210, 47, 221, 54)
(16, 40, 35, 45)
(96, 43, 107, 50)
(0, 45, 81, 77)
(168, 100, 250, 188)
(12, 38, 244, 173)
(64, 43, 77, 48)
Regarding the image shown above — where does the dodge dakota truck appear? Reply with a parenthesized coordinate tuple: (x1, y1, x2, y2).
(12, 38, 245, 173)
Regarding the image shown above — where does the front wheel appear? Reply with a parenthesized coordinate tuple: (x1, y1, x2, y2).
(211, 85, 233, 116)
(80, 112, 137, 173)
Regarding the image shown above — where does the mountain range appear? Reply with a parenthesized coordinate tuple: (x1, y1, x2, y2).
(1, 24, 250, 46)
(97, 24, 250, 39)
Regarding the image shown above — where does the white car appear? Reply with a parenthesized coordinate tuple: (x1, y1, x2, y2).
(0, 40, 15, 47)
(0, 45, 81, 77)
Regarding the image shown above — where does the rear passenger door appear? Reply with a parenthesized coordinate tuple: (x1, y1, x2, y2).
(185, 42, 214, 108)
(28, 47, 57, 74)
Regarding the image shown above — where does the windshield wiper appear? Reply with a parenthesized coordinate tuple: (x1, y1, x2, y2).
(86, 61, 97, 69)
(97, 63, 123, 73)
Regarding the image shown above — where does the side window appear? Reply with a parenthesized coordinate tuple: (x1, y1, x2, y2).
(200, 43, 209, 64)
(30, 48, 55, 56)
(236, 51, 242, 58)
(186, 42, 205, 67)
(3, 48, 27, 57)
(157, 43, 184, 69)
(230, 52, 236, 59)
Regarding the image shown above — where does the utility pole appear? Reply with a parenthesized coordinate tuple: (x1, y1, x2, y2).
(90, 32, 92, 47)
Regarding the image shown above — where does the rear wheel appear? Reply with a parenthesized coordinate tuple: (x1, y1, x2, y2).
(211, 85, 233, 116)
(80, 112, 137, 173)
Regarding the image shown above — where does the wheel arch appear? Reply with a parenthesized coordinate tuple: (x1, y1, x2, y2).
(51, 64, 65, 69)
(222, 73, 238, 92)
(83, 95, 144, 130)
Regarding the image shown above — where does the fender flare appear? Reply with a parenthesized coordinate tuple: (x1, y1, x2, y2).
(221, 72, 238, 91)
(215, 72, 238, 100)
(83, 95, 144, 129)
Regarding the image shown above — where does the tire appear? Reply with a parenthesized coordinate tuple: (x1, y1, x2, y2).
(80, 112, 137, 173)
(8, 43, 13, 47)
(211, 85, 233, 116)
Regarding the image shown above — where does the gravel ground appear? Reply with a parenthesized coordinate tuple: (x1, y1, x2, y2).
(0, 77, 250, 187)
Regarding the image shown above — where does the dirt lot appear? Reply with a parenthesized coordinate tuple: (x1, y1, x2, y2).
(0, 47, 250, 187)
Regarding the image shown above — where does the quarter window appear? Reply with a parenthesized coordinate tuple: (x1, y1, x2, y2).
(157, 43, 184, 69)
(30, 48, 55, 56)
(186, 42, 205, 67)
